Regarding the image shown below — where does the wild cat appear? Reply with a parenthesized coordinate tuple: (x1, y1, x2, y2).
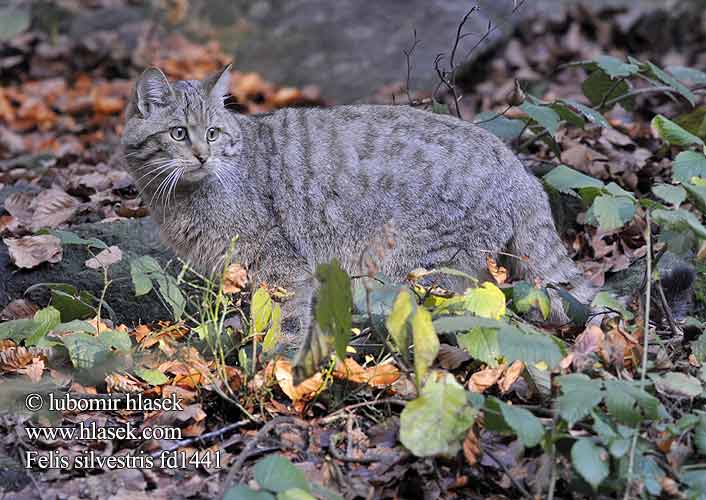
(120, 65, 597, 348)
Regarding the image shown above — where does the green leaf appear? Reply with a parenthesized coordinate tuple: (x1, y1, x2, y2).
(134, 368, 169, 386)
(571, 438, 610, 490)
(457, 327, 500, 366)
(557, 374, 604, 427)
(251, 288, 273, 334)
(653, 208, 706, 239)
(254, 455, 309, 494)
(652, 184, 687, 207)
(666, 66, 706, 85)
(411, 306, 439, 386)
(47, 284, 96, 321)
(51, 230, 108, 249)
(683, 181, 706, 213)
(543, 165, 604, 198)
(512, 281, 551, 319)
(695, 414, 706, 456)
(130, 255, 163, 274)
(155, 275, 185, 321)
(464, 282, 506, 320)
(520, 102, 560, 137)
(604, 380, 662, 425)
(497, 325, 564, 369)
(652, 372, 703, 398)
(399, 371, 477, 457)
(582, 69, 632, 109)
(675, 106, 706, 141)
(591, 291, 634, 320)
(652, 115, 703, 147)
(224, 486, 275, 500)
(647, 61, 697, 106)
(432, 315, 503, 334)
(549, 102, 586, 128)
(498, 400, 544, 447)
(315, 259, 353, 361)
(27, 306, 61, 347)
(474, 112, 526, 141)
(130, 256, 162, 296)
(562, 99, 612, 128)
(262, 303, 282, 353)
(385, 290, 415, 353)
(0, 7, 30, 42)
(131, 272, 153, 296)
(0, 319, 38, 343)
(589, 194, 636, 231)
(673, 151, 706, 184)
(59, 332, 110, 369)
(594, 55, 639, 78)
(276, 489, 316, 500)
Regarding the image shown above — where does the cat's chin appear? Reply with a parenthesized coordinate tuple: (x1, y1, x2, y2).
(181, 167, 210, 183)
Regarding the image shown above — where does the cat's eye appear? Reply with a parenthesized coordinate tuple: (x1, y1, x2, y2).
(170, 127, 187, 141)
(206, 127, 220, 142)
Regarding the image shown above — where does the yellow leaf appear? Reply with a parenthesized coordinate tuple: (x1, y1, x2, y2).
(386, 289, 415, 352)
(412, 306, 439, 386)
(464, 282, 506, 319)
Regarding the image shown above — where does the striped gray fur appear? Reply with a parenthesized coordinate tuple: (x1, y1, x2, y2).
(120, 66, 597, 344)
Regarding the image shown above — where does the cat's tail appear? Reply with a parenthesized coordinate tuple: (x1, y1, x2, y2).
(507, 182, 598, 324)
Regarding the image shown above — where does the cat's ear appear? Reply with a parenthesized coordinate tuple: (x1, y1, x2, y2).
(203, 64, 232, 104)
(133, 67, 175, 117)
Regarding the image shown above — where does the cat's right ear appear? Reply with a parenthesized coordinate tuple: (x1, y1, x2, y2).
(132, 67, 175, 118)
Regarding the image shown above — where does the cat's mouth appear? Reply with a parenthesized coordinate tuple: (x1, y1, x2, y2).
(181, 165, 209, 182)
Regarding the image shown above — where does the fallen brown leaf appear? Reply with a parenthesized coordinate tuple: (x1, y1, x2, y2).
(463, 427, 482, 466)
(498, 360, 524, 393)
(333, 358, 400, 387)
(486, 255, 508, 285)
(222, 263, 248, 294)
(468, 364, 507, 393)
(3, 234, 62, 269)
(85, 245, 123, 269)
(0, 299, 38, 320)
(29, 189, 79, 230)
(268, 358, 326, 402)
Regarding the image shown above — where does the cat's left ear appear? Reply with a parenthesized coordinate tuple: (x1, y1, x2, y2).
(204, 64, 232, 105)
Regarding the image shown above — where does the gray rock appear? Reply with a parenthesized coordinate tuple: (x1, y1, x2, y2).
(0, 217, 181, 326)
(207, 0, 660, 103)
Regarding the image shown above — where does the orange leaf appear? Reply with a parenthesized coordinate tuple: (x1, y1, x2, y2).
(485, 255, 508, 285)
(463, 427, 482, 466)
(271, 359, 325, 402)
(468, 364, 506, 393)
(333, 358, 400, 387)
(498, 360, 524, 393)
(222, 263, 248, 294)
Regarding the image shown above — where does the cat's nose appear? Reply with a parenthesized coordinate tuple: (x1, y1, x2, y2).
(194, 152, 207, 164)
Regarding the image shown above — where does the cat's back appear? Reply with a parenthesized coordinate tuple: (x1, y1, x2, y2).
(255, 104, 523, 183)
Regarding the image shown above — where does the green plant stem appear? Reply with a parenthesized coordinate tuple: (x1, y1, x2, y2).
(622, 211, 652, 500)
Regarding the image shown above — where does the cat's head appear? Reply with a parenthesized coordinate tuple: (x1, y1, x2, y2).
(121, 65, 241, 193)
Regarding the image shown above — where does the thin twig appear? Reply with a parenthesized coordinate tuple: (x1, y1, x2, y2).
(403, 30, 420, 104)
(657, 281, 680, 338)
(221, 416, 308, 496)
(485, 448, 532, 499)
(328, 433, 405, 464)
(151, 419, 250, 458)
(319, 397, 408, 424)
(622, 212, 652, 500)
